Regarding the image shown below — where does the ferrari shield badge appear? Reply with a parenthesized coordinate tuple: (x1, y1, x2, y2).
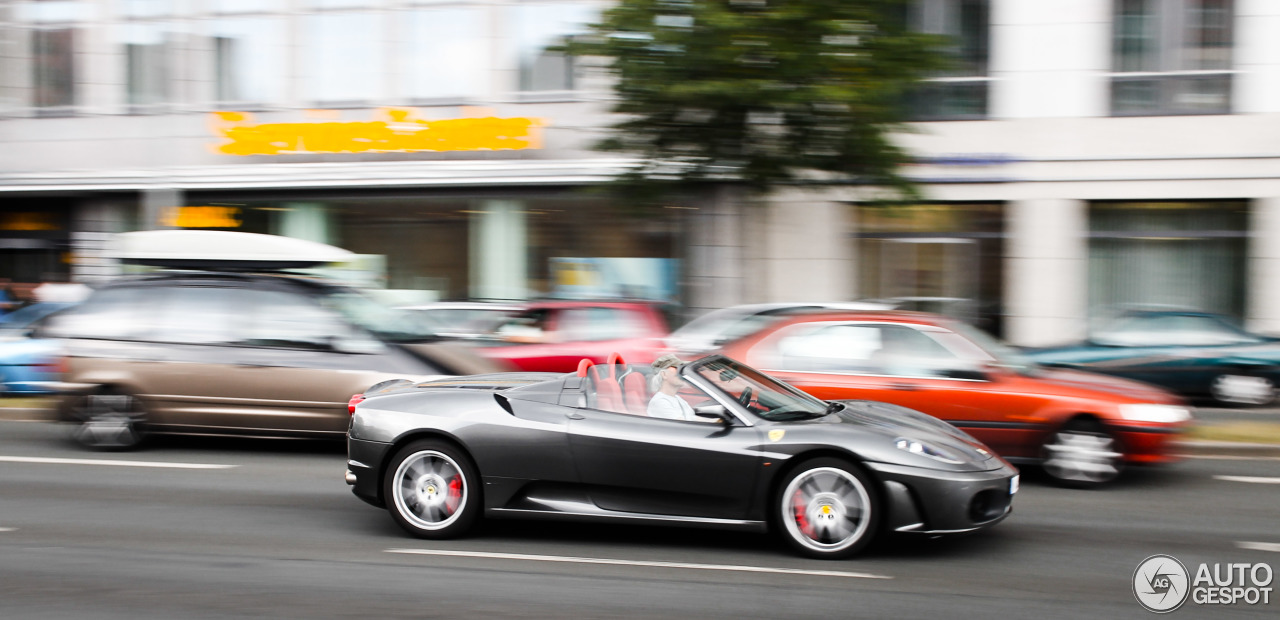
(768, 429, 785, 442)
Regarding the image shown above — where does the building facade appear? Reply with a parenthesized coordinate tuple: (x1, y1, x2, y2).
(1, 0, 1279, 345)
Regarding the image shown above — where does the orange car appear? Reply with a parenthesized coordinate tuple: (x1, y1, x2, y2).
(717, 311, 1192, 487)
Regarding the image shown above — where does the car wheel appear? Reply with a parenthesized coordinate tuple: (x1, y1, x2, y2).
(384, 439, 482, 539)
(1041, 419, 1123, 488)
(775, 458, 879, 559)
(67, 389, 147, 451)
(1209, 373, 1276, 407)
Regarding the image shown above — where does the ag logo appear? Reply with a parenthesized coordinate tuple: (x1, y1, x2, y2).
(768, 430, 785, 442)
(1134, 555, 1190, 613)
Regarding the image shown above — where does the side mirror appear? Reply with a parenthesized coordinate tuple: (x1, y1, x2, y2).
(330, 336, 385, 355)
(694, 404, 731, 422)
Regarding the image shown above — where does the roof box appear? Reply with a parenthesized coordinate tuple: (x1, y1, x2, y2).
(109, 230, 355, 271)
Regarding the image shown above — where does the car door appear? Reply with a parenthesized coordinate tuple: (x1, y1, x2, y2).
(747, 321, 1046, 458)
(565, 380, 762, 520)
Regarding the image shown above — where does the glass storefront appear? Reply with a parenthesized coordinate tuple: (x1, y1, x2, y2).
(854, 202, 1005, 335)
(180, 190, 680, 302)
(1088, 200, 1247, 319)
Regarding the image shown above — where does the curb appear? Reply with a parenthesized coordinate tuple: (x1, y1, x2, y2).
(1174, 440, 1280, 458)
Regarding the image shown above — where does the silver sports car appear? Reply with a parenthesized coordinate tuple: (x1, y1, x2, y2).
(346, 354, 1018, 559)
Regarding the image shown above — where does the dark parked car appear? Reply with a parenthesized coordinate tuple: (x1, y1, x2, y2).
(346, 354, 1018, 559)
(1025, 307, 1280, 406)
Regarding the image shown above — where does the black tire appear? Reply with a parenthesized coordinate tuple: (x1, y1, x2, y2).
(66, 389, 147, 451)
(1041, 419, 1123, 488)
(1209, 373, 1276, 407)
(774, 457, 880, 559)
(383, 439, 482, 539)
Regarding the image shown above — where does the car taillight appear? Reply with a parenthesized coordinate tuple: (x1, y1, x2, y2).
(348, 393, 366, 415)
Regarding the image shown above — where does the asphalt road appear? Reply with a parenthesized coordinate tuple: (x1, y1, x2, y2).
(1, 419, 1277, 620)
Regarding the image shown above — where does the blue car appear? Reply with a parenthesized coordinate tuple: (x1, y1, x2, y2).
(1025, 307, 1280, 406)
(0, 302, 74, 395)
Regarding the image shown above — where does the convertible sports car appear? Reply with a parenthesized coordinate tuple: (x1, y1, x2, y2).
(346, 354, 1018, 559)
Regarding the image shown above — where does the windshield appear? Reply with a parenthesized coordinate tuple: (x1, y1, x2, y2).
(1090, 312, 1261, 347)
(686, 356, 830, 421)
(946, 322, 1040, 374)
(321, 291, 440, 343)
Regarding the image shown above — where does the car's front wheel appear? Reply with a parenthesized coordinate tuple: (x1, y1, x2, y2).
(384, 439, 482, 539)
(66, 389, 147, 451)
(1041, 419, 1124, 488)
(775, 458, 879, 559)
(1209, 373, 1276, 407)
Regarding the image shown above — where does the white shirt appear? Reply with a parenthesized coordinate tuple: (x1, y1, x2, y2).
(647, 391, 696, 421)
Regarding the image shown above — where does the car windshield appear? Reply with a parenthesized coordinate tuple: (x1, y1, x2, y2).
(685, 356, 830, 421)
(946, 322, 1040, 374)
(1090, 312, 1261, 347)
(322, 291, 440, 343)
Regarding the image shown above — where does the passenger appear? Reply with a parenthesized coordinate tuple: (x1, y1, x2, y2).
(647, 354, 697, 421)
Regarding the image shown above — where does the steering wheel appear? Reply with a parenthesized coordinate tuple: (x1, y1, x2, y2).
(737, 386, 753, 407)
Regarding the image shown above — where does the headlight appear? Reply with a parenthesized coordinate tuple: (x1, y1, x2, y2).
(895, 437, 964, 464)
(1118, 404, 1193, 423)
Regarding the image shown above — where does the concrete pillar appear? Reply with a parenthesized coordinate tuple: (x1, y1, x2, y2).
(1004, 198, 1088, 346)
(1247, 197, 1280, 335)
(141, 187, 181, 230)
(70, 199, 128, 284)
(470, 199, 527, 300)
(685, 186, 746, 317)
(757, 189, 854, 303)
(279, 202, 332, 244)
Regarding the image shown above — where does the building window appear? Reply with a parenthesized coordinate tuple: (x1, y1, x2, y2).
(401, 8, 488, 102)
(905, 0, 990, 121)
(211, 18, 287, 105)
(1110, 0, 1233, 116)
(513, 3, 599, 92)
(854, 202, 1005, 336)
(120, 22, 174, 107)
(1088, 201, 1247, 318)
(304, 11, 383, 104)
(32, 28, 75, 108)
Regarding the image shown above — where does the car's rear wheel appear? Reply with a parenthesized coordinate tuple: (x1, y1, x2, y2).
(1041, 419, 1123, 488)
(1209, 373, 1276, 407)
(775, 458, 879, 559)
(384, 439, 481, 539)
(67, 389, 147, 451)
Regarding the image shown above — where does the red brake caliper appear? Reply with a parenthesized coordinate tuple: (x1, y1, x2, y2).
(793, 490, 813, 537)
(445, 476, 463, 514)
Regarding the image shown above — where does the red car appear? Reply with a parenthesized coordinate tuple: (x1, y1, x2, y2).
(718, 310, 1192, 487)
(475, 300, 671, 372)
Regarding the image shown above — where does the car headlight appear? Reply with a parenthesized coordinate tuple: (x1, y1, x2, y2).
(1118, 404, 1193, 423)
(895, 437, 964, 464)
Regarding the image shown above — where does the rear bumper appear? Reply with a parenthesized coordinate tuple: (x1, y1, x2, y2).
(865, 460, 1018, 535)
(347, 436, 392, 508)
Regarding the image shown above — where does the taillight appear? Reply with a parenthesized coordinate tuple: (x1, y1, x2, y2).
(348, 393, 366, 415)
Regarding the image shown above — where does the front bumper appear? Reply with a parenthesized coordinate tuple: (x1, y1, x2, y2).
(865, 460, 1018, 535)
(1112, 424, 1186, 465)
(347, 436, 393, 508)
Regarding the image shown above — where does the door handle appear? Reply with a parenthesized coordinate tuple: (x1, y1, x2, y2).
(888, 382, 919, 391)
(566, 412, 585, 420)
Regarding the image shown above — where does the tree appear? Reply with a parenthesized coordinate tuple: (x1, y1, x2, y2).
(566, 0, 948, 202)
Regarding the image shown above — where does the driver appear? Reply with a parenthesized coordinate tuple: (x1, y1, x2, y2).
(647, 354, 697, 421)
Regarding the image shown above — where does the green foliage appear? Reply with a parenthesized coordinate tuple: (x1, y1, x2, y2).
(565, 0, 948, 202)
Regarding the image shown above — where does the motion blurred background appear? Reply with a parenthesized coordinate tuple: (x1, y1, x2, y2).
(0, 0, 1277, 349)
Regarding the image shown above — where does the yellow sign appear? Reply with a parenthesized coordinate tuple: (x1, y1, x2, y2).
(0, 212, 59, 231)
(163, 206, 243, 228)
(209, 109, 545, 156)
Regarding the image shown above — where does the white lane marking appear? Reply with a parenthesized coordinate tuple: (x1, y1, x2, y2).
(386, 548, 892, 580)
(1214, 475, 1280, 484)
(0, 528, 15, 532)
(1238, 542, 1280, 553)
(0, 456, 236, 470)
